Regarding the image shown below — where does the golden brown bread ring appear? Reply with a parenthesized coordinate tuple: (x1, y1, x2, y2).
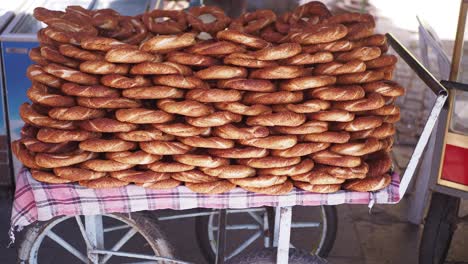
(238, 156, 301, 169)
(101, 74, 151, 89)
(27, 82, 75, 107)
(337, 70, 385, 84)
(21, 125, 38, 138)
(49, 106, 106, 121)
(77, 97, 141, 109)
(330, 138, 381, 156)
(29, 47, 50, 66)
(250, 66, 306, 79)
(186, 111, 242, 127)
(110, 170, 170, 183)
(187, 6, 231, 33)
(346, 22, 375, 41)
(366, 151, 392, 177)
(130, 62, 192, 75)
(42, 27, 87, 46)
(116, 129, 174, 142)
(186, 88, 242, 103)
(174, 154, 229, 168)
(243, 91, 303, 105)
(209, 147, 269, 159)
(307, 85, 365, 101)
(214, 102, 272, 116)
(303, 40, 354, 53)
(258, 159, 314, 176)
(230, 175, 287, 188)
(186, 180, 237, 194)
(40, 46, 79, 68)
(213, 124, 269, 140)
(224, 53, 278, 68)
(37, 28, 61, 47)
(167, 52, 220, 67)
(27, 65, 63, 88)
(272, 142, 330, 157)
(59, 44, 103, 61)
(140, 141, 192, 155)
(115, 108, 174, 124)
(335, 46, 381, 62)
(319, 163, 368, 179)
(230, 9, 276, 33)
(122, 86, 184, 99)
(350, 122, 395, 140)
(283, 51, 334, 65)
(105, 48, 157, 64)
(303, 131, 350, 143)
(153, 75, 208, 89)
(152, 123, 209, 137)
(35, 150, 97, 168)
(362, 80, 405, 97)
(311, 150, 361, 168)
(106, 151, 160, 165)
(138, 179, 181, 189)
(380, 137, 394, 152)
(343, 173, 391, 192)
(293, 181, 341, 193)
(239, 135, 297, 150)
(308, 109, 355, 122)
(325, 12, 374, 24)
(200, 165, 256, 179)
(285, 100, 331, 113)
(217, 78, 275, 92)
(61, 83, 120, 98)
(79, 60, 129, 75)
(81, 159, 135, 172)
(381, 113, 400, 123)
(353, 34, 387, 48)
(243, 180, 293, 195)
(187, 41, 245, 56)
(43, 63, 98, 85)
(365, 54, 397, 69)
(178, 136, 235, 149)
(21, 137, 76, 153)
(36, 128, 100, 143)
(142, 10, 187, 34)
(314, 60, 366, 75)
(334, 116, 383, 132)
(274, 121, 328, 135)
(79, 118, 138, 133)
(280, 75, 336, 91)
(146, 161, 194, 173)
(11, 141, 42, 169)
(79, 138, 136, 152)
(289, 24, 348, 44)
(54, 167, 106, 181)
(217, 29, 270, 49)
(246, 111, 306, 127)
(81, 37, 133, 51)
(157, 99, 213, 117)
(79, 176, 129, 188)
(140, 33, 196, 53)
(289, 1, 331, 24)
(253, 43, 302, 61)
(333, 92, 385, 112)
(291, 170, 345, 185)
(31, 170, 72, 184)
(20, 103, 76, 130)
(195, 66, 247, 80)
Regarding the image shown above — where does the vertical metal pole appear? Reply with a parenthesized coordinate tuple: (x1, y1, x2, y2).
(215, 209, 227, 264)
(85, 215, 104, 264)
(273, 206, 292, 264)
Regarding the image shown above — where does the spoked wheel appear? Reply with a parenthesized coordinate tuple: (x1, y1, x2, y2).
(18, 212, 176, 264)
(195, 206, 337, 263)
(419, 192, 460, 264)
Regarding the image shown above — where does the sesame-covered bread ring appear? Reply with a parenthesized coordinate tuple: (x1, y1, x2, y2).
(167, 52, 220, 67)
(36, 128, 100, 143)
(110, 170, 170, 183)
(250, 66, 307, 79)
(122, 86, 184, 99)
(314, 60, 366, 75)
(187, 41, 245, 56)
(213, 124, 269, 140)
(106, 150, 160, 165)
(335, 46, 381, 62)
(116, 129, 174, 142)
(140, 141, 192, 155)
(214, 102, 272, 116)
(140, 33, 196, 53)
(246, 111, 306, 127)
(366, 151, 393, 177)
(309, 109, 355, 122)
(79, 118, 138, 133)
(229, 9, 276, 33)
(137, 179, 181, 189)
(130, 62, 192, 75)
(312, 150, 362, 167)
(362, 80, 405, 97)
(142, 10, 187, 34)
(195, 66, 247, 80)
(174, 154, 229, 168)
(157, 99, 213, 117)
(330, 138, 382, 156)
(201, 165, 256, 179)
(43, 63, 98, 85)
(100, 74, 151, 89)
(49, 106, 106, 121)
(224, 53, 278, 68)
(333, 92, 385, 112)
(334, 116, 383, 132)
(153, 75, 208, 89)
(291, 170, 345, 185)
(81, 159, 135, 172)
(11, 141, 42, 169)
(35, 150, 97, 168)
(186, 88, 242, 103)
(280, 75, 336, 91)
(79, 138, 136, 152)
(293, 182, 341, 193)
(81, 37, 135, 51)
(230, 175, 287, 188)
(337, 70, 385, 84)
(79, 60, 129, 75)
(59, 44, 103, 61)
(303, 131, 350, 144)
(283, 51, 334, 65)
(77, 97, 141, 109)
(243, 91, 303, 105)
(61, 83, 120, 98)
(208, 147, 269, 159)
(186, 111, 242, 127)
(20, 103, 76, 130)
(258, 159, 314, 176)
(239, 135, 297, 150)
(115, 108, 174, 124)
(178, 136, 234, 149)
(243, 180, 293, 195)
(275, 121, 328, 135)
(365, 55, 398, 69)
(31, 170, 72, 184)
(29, 47, 50, 66)
(343, 173, 391, 192)
(152, 123, 209, 137)
(27, 65, 63, 88)
(40, 46, 79, 68)
(217, 78, 275, 92)
(146, 161, 194, 173)
(217, 30, 270, 49)
(171, 170, 217, 183)
(271, 142, 330, 157)
(27, 82, 75, 107)
(289, 24, 348, 45)
(307, 85, 365, 101)
(254, 43, 302, 61)
(285, 100, 331, 113)
(187, 6, 231, 33)
(53, 167, 106, 181)
(238, 156, 301, 169)
(79, 176, 129, 188)
(20, 137, 76, 154)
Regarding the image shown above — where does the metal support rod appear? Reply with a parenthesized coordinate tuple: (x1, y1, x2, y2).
(275, 206, 292, 264)
(85, 215, 104, 264)
(215, 209, 227, 264)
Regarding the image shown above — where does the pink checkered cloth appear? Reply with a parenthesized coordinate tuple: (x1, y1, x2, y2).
(11, 168, 400, 229)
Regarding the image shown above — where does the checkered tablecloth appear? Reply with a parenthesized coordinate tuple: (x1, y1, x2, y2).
(11, 167, 400, 230)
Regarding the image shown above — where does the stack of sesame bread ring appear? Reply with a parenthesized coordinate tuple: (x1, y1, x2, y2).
(14, 2, 404, 195)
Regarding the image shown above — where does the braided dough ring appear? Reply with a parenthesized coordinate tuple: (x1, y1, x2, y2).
(43, 63, 98, 85)
(116, 129, 174, 142)
(186, 111, 242, 127)
(36, 128, 100, 143)
(250, 66, 306, 79)
(229, 10, 276, 33)
(174, 154, 229, 168)
(271, 142, 330, 157)
(77, 97, 141, 109)
(187, 6, 231, 33)
(214, 102, 272, 116)
(61, 83, 120, 98)
(49, 106, 106, 121)
(186, 181, 237, 194)
(79, 118, 138, 133)
(167, 52, 220, 67)
(146, 161, 194, 173)
(308, 109, 355, 122)
(307, 85, 365, 101)
(27, 65, 63, 88)
(110, 170, 170, 183)
(35, 150, 97, 168)
(230, 175, 287, 188)
(79, 177, 129, 189)
(79, 60, 129, 75)
(293, 181, 341, 193)
(157, 99, 213, 117)
(21, 138, 76, 154)
(314, 60, 366, 75)
(130, 62, 192, 75)
(217, 30, 270, 49)
(195, 66, 247, 80)
(242, 181, 293, 195)
(142, 10, 187, 34)
(81, 159, 135, 172)
(333, 92, 385, 112)
(101, 74, 151, 89)
(153, 123, 209, 137)
(224, 53, 278, 68)
(122, 86, 184, 99)
(239, 135, 297, 150)
(187, 41, 245, 56)
(20, 103, 76, 130)
(246, 112, 306, 127)
(285, 100, 331, 113)
(186, 88, 241, 103)
(274, 121, 328, 135)
(178, 136, 234, 149)
(243, 91, 303, 105)
(79, 138, 136, 152)
(31, 170, 72, 184)
(217, 78, 275, 92)
(343, 174, 391, 192)
(11, 141, 42, 169)
(258, 159, 314, 176)
(27, 82, 75, 107)
(106, 150, 160, 165)
(115, 108, 174, 124)
(140, 141, 192, 155)
(238, 156, 301, 169)
(280, 75, 336, 91)
(311, 150, 361, 168)
(283, 51, 334, 65)
(213, 124, 269, 140)
(208, 147, 269, 159)
(200, 165, 256, 179)
(140, 33, 196, 53)
(303, 131, 350, 144)
(54, 167, 106, 181)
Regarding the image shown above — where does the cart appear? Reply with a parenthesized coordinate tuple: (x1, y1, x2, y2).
(9, 32, 449, 263)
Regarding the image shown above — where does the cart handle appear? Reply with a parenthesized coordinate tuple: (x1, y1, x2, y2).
(441, 80, 468, 92)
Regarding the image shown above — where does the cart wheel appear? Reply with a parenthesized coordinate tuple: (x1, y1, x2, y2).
(18, 212, 174, 264)
(225, 247, 329, 264)
(419, 192, 460, 264)
(195, 206, 337, 262)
